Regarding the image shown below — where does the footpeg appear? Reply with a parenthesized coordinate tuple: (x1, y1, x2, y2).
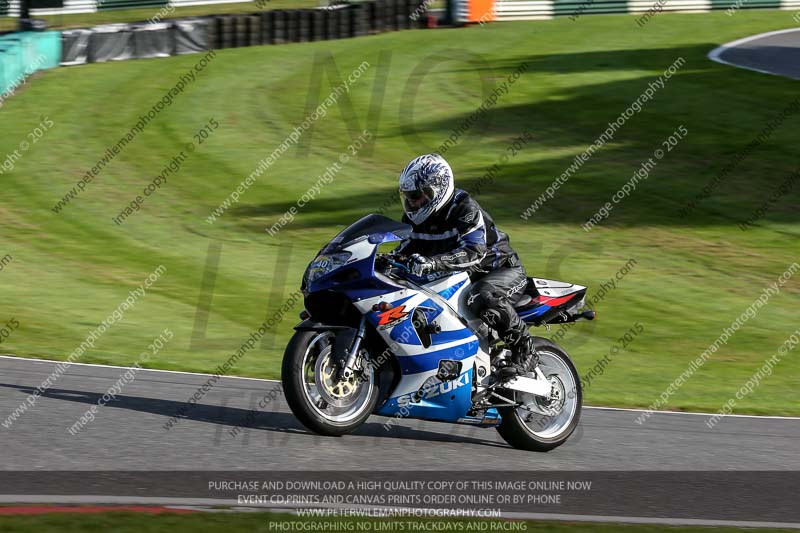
(496, 365, 522, 382)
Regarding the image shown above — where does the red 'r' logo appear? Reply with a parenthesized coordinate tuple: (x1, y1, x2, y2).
(377, 305, 409, 326)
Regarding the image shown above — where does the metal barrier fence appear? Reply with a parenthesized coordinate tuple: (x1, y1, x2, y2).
(456, 0, 800, 22)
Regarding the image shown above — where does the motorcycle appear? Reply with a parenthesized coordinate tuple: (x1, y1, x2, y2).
(281, 214, 595, 451)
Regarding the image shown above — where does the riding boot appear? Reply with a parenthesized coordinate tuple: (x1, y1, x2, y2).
(497, 330, 536, 381)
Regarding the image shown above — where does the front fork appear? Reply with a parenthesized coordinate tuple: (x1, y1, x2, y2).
(337, 316, 367, 381)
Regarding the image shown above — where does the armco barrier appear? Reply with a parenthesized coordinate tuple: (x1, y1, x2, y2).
(0, 31, 60, 98)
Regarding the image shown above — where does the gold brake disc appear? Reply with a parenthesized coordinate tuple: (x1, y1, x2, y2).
(321, 358, 357, 398)
(316, 354, 359, 404)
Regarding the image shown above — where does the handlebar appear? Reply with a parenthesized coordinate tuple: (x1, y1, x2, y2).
(387, 260, 410, 273)
(376, 254, 411, 276)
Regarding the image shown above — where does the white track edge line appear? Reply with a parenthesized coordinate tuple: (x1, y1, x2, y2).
(2, 354, 799, 420)
(708, 27, 800, 78)
(0, 354, 272, 383)
(579, 405, 800, 420)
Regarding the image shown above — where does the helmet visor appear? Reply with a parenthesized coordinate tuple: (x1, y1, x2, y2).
(401, 186, 435, 217)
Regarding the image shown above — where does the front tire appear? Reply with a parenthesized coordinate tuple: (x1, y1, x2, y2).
(282, 330, 379, 436)
(496, 337, 582, 452)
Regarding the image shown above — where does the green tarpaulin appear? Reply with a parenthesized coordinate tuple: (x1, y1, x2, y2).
(0, 31, 61, 101)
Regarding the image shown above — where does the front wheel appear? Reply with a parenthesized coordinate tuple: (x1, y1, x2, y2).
(282, 330, 379, 436)
(495, 337, 582, 452)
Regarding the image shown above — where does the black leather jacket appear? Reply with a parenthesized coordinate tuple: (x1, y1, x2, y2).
(396, 189, 520, 275)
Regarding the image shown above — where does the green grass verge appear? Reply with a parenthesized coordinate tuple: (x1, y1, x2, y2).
(0, 11, 798, 415)
(0, 511, 797, 533)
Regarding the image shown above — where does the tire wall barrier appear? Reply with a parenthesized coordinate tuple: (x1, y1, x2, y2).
(311, 9, 326, 41)
(174, 17, 207, 54)
(234, 15, 247, 47)
(340, 6, 351, 37)
(0, 31, 60, 97)
(326, 8, 340, 40)
(275, 9, 288, 43)
(48, 1, 429, 66)
(60, 28, 91, 65)
(132, 21, 173, 59)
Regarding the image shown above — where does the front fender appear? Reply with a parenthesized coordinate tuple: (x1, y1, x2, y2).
(292, 319, 361, 374)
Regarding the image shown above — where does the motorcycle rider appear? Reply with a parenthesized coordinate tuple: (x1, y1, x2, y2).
(393, 153, 535, 379)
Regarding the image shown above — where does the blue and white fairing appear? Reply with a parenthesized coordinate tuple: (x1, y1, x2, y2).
(303, 214, 497, 425)
(356, 271, 488, 423)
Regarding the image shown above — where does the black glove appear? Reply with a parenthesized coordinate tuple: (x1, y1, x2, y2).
(409, 253, 439, 277)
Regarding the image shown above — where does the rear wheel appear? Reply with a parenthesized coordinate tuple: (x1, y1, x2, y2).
(495, 337, 582, 452)
(281, 330, 379, 436)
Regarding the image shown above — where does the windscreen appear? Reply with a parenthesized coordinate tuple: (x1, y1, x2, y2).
(321, 214, 410, 253)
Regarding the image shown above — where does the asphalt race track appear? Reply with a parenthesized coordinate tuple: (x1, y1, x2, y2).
(709, 28, 800, 80)
(2, 355, 799, 471)
(1, 356, 799, 527)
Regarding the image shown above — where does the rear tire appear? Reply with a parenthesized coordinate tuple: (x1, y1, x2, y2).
(495, 337, 582, 452)
(282, 330, 379, 436)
